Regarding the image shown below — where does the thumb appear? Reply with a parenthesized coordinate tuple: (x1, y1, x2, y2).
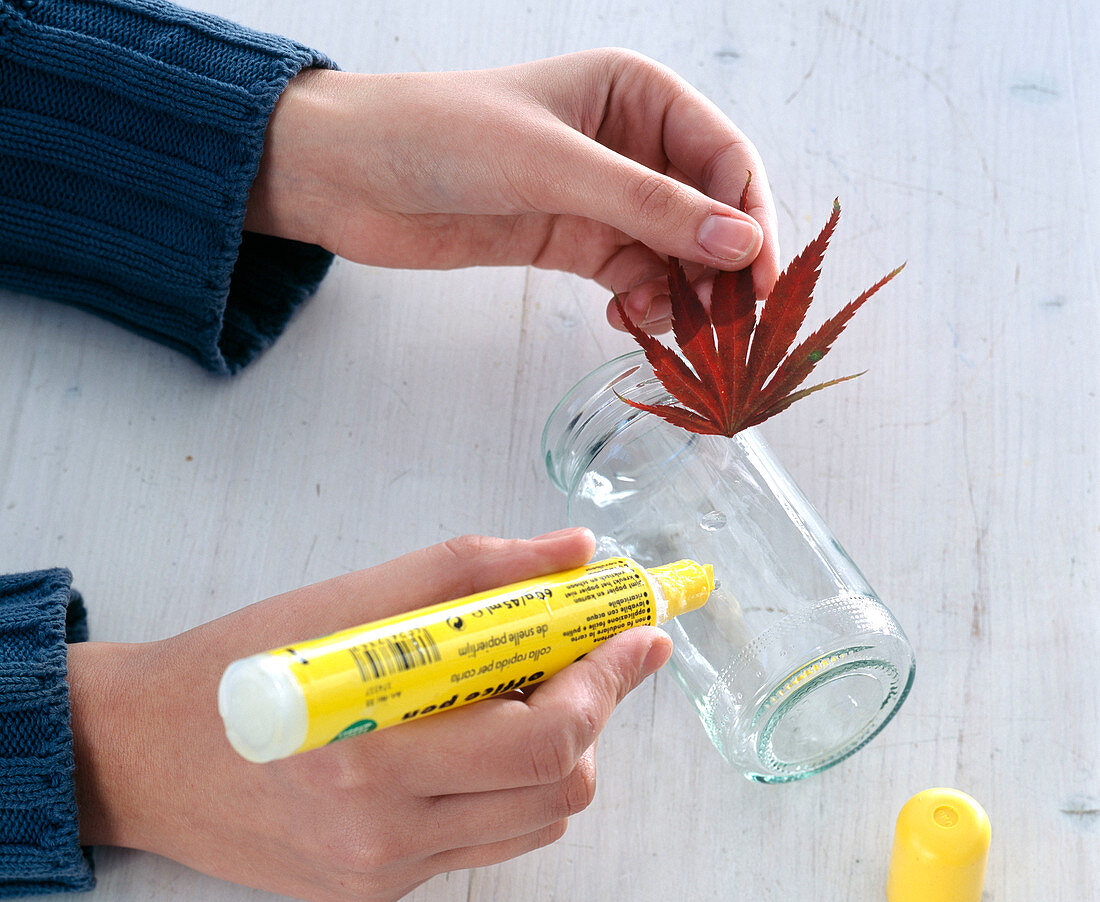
(538, 130, 763, 269)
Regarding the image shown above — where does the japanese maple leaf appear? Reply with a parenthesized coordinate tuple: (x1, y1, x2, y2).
(614, 186, 903, 437)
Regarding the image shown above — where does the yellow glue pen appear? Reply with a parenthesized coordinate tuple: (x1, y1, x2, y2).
(218, 557, 713, 763)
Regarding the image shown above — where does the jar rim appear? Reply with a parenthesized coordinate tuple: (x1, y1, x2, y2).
(541, 351, 669, 493)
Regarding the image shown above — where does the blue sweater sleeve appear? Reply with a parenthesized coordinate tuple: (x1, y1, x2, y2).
(0, 0, 337, 374)
(1, 0, 341, 894)
(0, 570, 93, 897)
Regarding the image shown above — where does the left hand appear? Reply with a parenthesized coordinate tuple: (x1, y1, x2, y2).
(244, 48, 779, 332)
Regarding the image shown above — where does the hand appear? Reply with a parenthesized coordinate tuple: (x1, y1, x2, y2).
(244, 49, 780, 332)
(68, 528, 672, 901)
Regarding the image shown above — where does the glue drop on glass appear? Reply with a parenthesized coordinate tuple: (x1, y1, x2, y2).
(218, 557, 713, 763)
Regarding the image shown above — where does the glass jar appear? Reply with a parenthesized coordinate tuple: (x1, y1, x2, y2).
(543, 352, 915, 782)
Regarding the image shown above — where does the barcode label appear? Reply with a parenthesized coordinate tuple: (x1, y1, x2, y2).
(350, 627, 441, 680)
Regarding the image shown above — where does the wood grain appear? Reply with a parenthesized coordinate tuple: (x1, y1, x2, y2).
(1, 0, 1095, 899)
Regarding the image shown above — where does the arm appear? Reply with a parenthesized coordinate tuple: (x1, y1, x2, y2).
(3, 7, 779, 362)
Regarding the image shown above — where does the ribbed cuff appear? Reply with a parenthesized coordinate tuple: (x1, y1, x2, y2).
(0, 569, 93, 896)
(0, 0, 336, 373)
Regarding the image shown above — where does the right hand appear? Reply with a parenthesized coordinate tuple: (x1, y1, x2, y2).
(67, 528, 672, 901)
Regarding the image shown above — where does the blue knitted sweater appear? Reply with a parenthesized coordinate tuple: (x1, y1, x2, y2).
(0, 0, 335, 374)
(0, 0, 335, 893)
(0, 572, 90, 896)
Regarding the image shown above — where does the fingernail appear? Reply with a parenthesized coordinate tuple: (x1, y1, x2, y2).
(697, 214, 761, 264)
(531, 526, 593, 543)
(641, 637, 673, 677)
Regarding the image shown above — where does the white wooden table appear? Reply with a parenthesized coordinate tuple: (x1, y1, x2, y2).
(3, 1, 1096, 899)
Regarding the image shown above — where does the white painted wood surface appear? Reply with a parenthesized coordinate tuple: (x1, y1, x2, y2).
(2, 0, 1096, 899)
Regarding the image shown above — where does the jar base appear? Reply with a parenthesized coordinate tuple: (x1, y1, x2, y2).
(696, 595, 916, 782)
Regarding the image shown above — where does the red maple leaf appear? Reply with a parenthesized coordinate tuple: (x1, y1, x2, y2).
(614, 182, 903, 437)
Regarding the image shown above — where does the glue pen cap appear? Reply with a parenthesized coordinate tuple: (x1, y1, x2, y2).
(887, 787, 990, 902)
(648, 560, 714, 620)
(218, 654, 308, 763)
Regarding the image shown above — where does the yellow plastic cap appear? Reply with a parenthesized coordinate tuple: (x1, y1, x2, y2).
(648, 560, 714, 621)
(887, 788, 991, 902)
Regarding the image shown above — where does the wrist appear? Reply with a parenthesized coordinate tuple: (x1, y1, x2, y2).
(243, 67, 346, 248)
(68, 641, 149, 848)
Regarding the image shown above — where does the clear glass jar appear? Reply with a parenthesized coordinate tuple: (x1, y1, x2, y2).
(543, 352, 915, 782)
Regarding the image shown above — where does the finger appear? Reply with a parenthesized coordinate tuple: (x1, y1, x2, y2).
(352, 528, 597, 620)
(650, 76, 781, 295)
(607, 267, 722, 334)
(417, 745, 597, 852)
(592, 50, 780, 294)
(661, 90, 776, 222)
(664, 159, 780, 296)
(233, 528, 596, 644)
(597, 248, 709, 334)
(382, 626, 671, 796)
(586, 241, 670, 328)
(428, 818, 569, 873)
(605, 288, 672, 335)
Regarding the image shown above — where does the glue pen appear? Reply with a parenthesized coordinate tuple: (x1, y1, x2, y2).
(218, 557, 713, 763)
